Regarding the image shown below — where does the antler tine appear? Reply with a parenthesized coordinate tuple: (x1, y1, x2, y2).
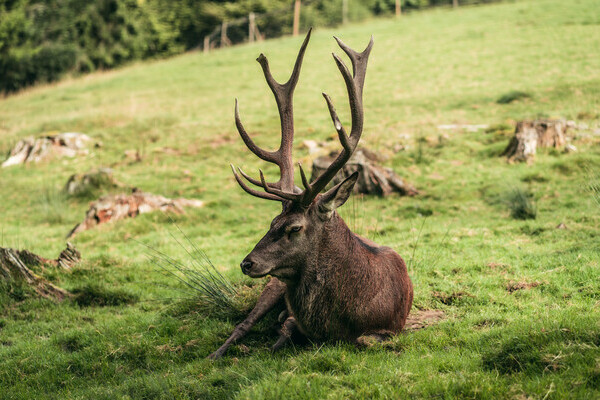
(230, 165, 283, 202)
(334, 35, 374, 97)
(237, 166, 266, 188)
(255, 28, 312, 191)
(259, 170, 303, 202)
(235, 99, 278, 164)
(298, 163, 311, 190)
(300, 36, 373, 206)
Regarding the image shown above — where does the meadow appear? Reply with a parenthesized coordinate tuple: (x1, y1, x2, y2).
(1, 0, 599, 398)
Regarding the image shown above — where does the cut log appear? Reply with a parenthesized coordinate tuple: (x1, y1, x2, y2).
(67, 189, 204, 238)
(64, 168, 125, 196)
(502, 119, 569, 162)
(310, 148, 418, 197)
(0, 243, 80, 300)
(2, 132, 92, 167)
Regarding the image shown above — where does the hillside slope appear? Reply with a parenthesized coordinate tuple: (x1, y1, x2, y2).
(1, 0, 599, 398)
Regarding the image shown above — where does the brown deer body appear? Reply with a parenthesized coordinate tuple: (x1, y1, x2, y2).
(209, 30, 412, 359)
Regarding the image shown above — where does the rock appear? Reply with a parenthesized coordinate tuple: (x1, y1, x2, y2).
(2, 132, 92, 167)
(564, 144, 577, 153)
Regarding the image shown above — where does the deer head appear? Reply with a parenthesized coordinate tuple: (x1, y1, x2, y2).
(231, 29, 373, 280)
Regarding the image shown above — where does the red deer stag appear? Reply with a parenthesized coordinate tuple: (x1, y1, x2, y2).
(209, 29, 413, 359)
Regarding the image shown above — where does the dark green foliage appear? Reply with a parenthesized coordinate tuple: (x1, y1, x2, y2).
(0, 0, 177, 92)
(505, 187, 537, 220)
(72, 284, 138, 307)
(1, 0, 506, 93)
(496, 90, 532, 104)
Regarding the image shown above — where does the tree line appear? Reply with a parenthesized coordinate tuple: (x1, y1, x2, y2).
(0, 0, 500, 93)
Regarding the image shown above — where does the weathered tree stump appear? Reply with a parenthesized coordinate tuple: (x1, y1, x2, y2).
(64, 168, 125, 196)
(2, 132, 92, 167)
(310, 148, 418, 196)
(0, 244, 80, 300)
(67, 189, 204, 238)
(502, 119, 569, 162)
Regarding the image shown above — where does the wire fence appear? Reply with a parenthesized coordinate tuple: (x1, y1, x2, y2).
(202, 0, 479, 53)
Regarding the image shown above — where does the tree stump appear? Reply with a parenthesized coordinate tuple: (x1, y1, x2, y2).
(2, 132, 92, 167)
(64, 168, 125, 196)
(0, 243, 80, 300)
(67, 189, 204, 238)
(502, 119, 569, 162)
(310, 148, 418, 197)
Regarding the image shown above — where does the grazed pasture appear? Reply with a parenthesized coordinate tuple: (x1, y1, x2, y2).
(1, 0, 599, 398)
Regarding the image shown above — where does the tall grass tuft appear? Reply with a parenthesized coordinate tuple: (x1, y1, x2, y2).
(505, 187, 537, 220)
(39, 187, 68, 224)
(586, 167, 600, 207)
(140, 220, 238, 315)
(496, 90, 532, 104)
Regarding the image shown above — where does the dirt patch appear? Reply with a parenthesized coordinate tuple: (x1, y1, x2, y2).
(404, 309, 445, 331)
(210, 134, 235, 149)
(506, 280, 543, 293)
(432, 291, 474, 305)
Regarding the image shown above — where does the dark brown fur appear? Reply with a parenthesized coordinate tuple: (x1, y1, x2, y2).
(208, 31, 412, 359)
(284, 211, 413, 342)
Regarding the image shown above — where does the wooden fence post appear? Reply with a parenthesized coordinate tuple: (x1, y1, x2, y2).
(293, 0, 301, 36)
(249, 12, 255, 43)
(221, 21, 231, 47)
(203, 36, 210, 53)
(342, 0, 348, 24)
(396, 0, 401, 17)
(453, 0, 458, 8)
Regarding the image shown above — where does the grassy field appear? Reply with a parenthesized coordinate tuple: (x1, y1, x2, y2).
(1, 0, 600, 398)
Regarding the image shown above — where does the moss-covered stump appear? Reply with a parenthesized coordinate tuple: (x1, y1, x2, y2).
(63, 167, 125, 197)
(0, 244, 80, 300)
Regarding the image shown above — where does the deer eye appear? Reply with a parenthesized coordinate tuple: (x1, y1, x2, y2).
(289, 226, 302, 233)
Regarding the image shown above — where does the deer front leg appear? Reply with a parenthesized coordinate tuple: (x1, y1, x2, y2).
(271, 316, 298, 353)
(208, 278, 286, 359)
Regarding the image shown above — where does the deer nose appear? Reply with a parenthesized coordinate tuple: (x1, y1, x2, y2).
(240, 260, 254, 274)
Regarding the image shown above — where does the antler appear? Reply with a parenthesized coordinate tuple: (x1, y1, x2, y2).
(298, 35, 373, 206)
(231, 29, 312, 202)
(231, 30, 373, 206)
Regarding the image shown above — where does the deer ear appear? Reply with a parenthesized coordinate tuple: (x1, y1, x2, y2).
(317, 171, 359, 218)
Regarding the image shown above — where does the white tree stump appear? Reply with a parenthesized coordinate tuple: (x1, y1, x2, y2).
(502, 120, 569, 162)
(2, 132, 92, 167)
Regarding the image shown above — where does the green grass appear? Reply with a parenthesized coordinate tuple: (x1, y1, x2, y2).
(1, 0, 600, 398)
